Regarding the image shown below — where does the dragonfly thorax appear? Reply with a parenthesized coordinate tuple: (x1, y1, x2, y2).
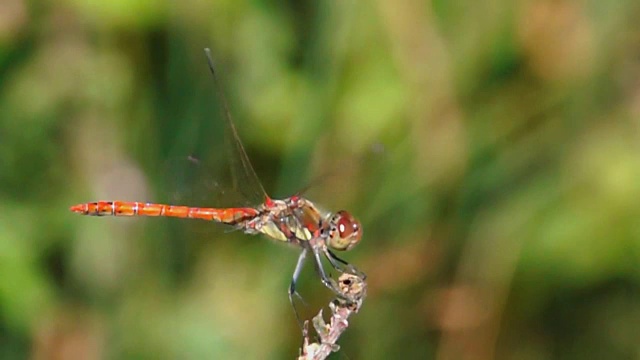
(245, 198, 361, 252)
(247, 197, 323, 244)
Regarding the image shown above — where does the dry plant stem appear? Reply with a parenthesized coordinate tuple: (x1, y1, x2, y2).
(298, 273, 367, 360)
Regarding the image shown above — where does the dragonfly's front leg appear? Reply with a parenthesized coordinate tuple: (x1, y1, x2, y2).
(324, 248, 367, 280)
(309, 246, 343, 298)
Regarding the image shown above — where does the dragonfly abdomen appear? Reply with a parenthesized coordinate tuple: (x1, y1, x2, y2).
(70, 201, 259, 224)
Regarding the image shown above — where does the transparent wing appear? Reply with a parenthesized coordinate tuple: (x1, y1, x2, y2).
(161, 49, 270, 210)
(204, 48, 270, 205)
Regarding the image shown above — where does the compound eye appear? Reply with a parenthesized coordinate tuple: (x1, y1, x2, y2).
(337, 213, 355, 238)
(329, 210, 362, 251)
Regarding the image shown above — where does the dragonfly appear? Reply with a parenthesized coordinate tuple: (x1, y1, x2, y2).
(70, 48, 365, 317)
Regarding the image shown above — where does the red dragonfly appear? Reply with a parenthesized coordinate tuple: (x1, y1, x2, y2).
(70, 49, 365, 311)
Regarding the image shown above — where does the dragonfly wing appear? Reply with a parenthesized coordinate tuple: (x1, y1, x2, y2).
(160, 49, 270, 210)
(204, 49, 271, 205)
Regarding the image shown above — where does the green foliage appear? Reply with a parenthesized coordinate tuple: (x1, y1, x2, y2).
(2, 0, 640, 358)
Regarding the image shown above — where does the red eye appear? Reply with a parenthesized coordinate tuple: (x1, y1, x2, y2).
(336, 210, 361, 240)
(329, 210, 362, 251)
(336, 211, 354, 237)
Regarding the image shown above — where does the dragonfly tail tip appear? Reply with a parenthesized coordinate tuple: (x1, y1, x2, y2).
(69, 204, 84, 213)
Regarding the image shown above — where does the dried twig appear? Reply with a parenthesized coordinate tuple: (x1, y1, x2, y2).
(298, 273, 367, 360)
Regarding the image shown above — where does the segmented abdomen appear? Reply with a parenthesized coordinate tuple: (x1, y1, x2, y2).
(70, 201, 259, 225)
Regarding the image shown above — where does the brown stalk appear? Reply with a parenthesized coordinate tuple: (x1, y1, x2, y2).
(297, 273, 367, 360)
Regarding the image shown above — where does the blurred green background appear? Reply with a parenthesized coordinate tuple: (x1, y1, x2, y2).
(2, 0, 640, 359)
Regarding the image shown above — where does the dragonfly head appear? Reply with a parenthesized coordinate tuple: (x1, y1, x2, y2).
(327, 210, 362, 251)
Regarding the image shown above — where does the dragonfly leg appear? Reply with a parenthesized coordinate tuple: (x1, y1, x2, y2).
(289, 248, 308, 330)
(325, 248, 367, 280)
(310, 247, 342, 296)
